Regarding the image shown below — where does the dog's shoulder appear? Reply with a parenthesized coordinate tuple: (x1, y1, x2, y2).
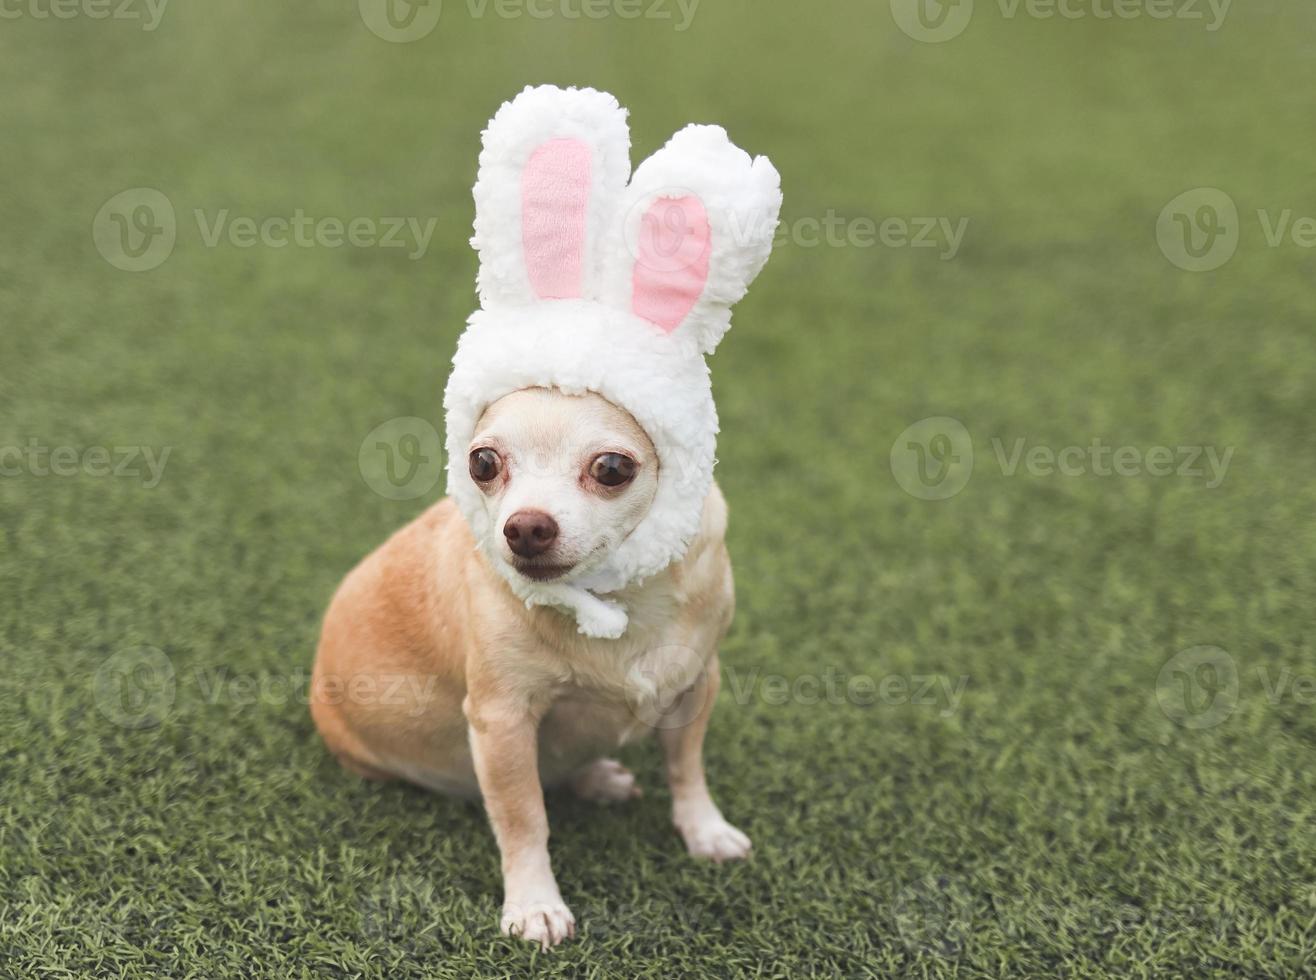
(601, 484, 734, 657)
(672, 482, 734, 619)
(700, 480, 729, 543)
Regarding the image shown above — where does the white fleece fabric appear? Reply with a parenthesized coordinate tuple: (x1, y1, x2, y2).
(443, 84, 781, 638)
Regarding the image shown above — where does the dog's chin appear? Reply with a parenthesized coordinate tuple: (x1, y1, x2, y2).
(509, 560, 575, 582)
(501, 543, 608, 584)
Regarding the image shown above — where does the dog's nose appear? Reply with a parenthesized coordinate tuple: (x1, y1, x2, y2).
(503, 510, 559, 558)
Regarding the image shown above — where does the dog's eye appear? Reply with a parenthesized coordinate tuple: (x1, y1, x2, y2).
(468, 448, 502, 484)
(589, 453, 637, 488)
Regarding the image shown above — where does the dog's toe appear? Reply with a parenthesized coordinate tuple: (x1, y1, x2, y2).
(679, 817, 752, 863)
(501, 899, 576, 950)
(569, 758, 642, 803)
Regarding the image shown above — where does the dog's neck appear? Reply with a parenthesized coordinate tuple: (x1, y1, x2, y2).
(481, 484, 725, 641)
(494, 551, 682, 641)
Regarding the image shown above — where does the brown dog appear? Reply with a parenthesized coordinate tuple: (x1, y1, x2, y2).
(311, 387, 749, 949)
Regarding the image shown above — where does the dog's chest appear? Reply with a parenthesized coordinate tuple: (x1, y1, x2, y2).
(538, 585, 710, 760)
(539, 644, 705, 774)
(565, 631, 705, 707)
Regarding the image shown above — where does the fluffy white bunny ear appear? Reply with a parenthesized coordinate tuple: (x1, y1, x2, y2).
(472, 85, 631, 308)
(606, 124, 782, 355)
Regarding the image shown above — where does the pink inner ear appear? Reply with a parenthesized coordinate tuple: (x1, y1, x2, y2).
(632, 195, 711, 333)
(521, 138, 592, 300)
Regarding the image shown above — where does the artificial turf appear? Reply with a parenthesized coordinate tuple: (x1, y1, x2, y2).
(3, 1, 1316, 976)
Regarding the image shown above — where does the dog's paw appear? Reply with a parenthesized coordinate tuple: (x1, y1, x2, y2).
(570, 758, 642, 803)
(500, 898, 576, 950)
(678, 815, 752, 863)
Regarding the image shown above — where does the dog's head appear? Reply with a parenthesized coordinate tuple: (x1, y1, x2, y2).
(443, 87, 780, 628)
(466, 387, 658, 584)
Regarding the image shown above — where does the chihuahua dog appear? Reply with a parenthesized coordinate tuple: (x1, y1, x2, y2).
(311, 387, 748, 949)
(311, 81, 780, 950)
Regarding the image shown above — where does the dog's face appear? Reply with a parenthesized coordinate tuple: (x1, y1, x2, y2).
(467, 387, 659, 583)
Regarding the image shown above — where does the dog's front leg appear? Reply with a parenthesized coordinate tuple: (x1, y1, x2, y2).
(464, 693, 575, 949)
(657, 651, 752, 862)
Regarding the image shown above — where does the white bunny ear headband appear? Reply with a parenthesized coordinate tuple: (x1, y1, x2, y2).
(443, 84, 782, 638)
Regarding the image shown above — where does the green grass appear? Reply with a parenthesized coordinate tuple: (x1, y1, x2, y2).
(4, 1, 1316, 976)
